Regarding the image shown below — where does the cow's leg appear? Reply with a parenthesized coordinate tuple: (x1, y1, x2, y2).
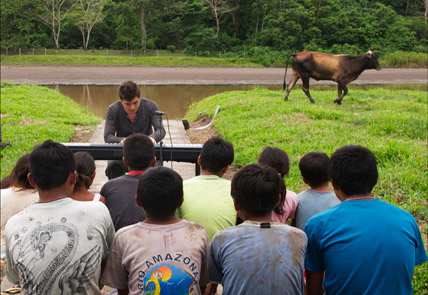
(284, 72, 299, 101)
(301, 76, 315, 103)
(334, 81, 348, 105)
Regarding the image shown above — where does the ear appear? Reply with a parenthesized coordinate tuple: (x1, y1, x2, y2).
(197, 156, 202, 167)
(69, 171, 77, 186)
(149, 156, 157, 168)
(302, 176, 309, 185)
(135, 194, 143, 208)
(90, 170, 96, 181)
(221, 165, 230, 175)
(274, 193, 281, 208)
(233, 198, 241, 212)
(176, 196, 184, 209)
(123, 157, 128, 168)
(331, 179, 339, 191)
(27, 173, 37, 188)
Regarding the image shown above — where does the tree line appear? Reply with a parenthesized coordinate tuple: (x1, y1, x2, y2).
(1, 0, 427, 57)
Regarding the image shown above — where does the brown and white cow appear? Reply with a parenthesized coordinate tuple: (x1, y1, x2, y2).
(282, 51, 381, 105)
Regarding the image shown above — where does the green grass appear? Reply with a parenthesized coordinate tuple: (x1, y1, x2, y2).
(381, 51, 428, 68)
(186, 87, 427, 293)
(0, 55, 260, 67)
(0, 83, 102, 177)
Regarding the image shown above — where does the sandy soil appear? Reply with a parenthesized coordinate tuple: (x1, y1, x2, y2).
(1, 66, 427, 85)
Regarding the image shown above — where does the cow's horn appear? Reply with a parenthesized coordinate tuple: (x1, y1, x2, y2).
(367, 50, 373, 55)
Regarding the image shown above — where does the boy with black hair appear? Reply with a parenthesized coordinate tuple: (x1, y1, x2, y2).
(209, 164, 307, 294)
(104, 80, 165, 179)
(294, 151, 341, 230)
(5, 140, 114, 294)
(101, 166, 209, 295)
(305, 145, 427, 295)
(177, 137, 236, 240)
(100, 134, 156, 231)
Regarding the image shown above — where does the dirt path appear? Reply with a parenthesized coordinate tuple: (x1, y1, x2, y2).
(1, 66, 427, 85)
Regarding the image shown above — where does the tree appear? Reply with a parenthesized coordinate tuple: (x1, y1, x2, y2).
(70, 0, 109, 49)
(203, 0, 239, 38)
(37, 0, 74, 50)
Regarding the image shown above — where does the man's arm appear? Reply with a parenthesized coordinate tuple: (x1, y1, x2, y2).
(305, 270, 324, 295)
(148, 103, 166, 143)
(104, 105, 124, 143)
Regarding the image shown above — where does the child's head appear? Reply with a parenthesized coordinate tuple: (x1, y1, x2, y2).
(258, 147, 290, 177)
(75, 152, 96, 189)
(136, 166, 183, 218)
(123, 134, 155, 171)
(231, 164, 281, 216)
(299, 152, 330, 188)
(10, 153, 33, 190)
(329, 145, 378, 196)
(200, 137, 234, 173)
(29, 140, 76, 190)
(258, 147, 289, 215)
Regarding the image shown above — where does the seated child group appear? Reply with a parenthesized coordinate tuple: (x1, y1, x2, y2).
(2, 135, 426, 295)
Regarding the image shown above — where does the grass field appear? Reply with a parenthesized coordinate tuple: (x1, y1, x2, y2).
(185, 87, 427, 293)
(0, 83, 101, 177)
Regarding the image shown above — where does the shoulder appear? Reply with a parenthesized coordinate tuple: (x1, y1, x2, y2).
(107, 100, 122, 110)
(140, 98, 158, 109)
(181, 219, 208, 233)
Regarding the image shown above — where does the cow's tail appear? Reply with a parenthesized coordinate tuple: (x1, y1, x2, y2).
(283, 54, 294, 90)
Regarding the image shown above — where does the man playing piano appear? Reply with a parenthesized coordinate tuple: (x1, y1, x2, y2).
(104, 80, 165, 179)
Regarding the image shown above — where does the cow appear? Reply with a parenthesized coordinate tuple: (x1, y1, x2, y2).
(282, 51, 381, 105)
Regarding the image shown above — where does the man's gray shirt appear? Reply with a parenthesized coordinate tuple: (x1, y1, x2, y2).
(104, 98, 166, 143)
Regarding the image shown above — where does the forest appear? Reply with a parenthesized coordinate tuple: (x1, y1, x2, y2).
(1, 0, 427, 57)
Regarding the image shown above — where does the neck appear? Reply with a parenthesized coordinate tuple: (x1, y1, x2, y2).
(143, 215, 181, 225)
(37, 189, 71, 203)
(200, 169, 223, 178)
(344, 193, 374, 201)
(240, 212, 273, 223)
(310, 183, 331, 192)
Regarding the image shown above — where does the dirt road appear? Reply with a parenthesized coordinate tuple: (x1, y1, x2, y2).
(1, 66, 426, 85)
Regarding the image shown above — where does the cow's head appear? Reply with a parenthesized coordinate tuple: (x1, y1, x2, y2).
(366, 50, 381, 71)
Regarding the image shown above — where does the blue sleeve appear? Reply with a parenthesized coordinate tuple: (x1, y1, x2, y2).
(209, 237, 223, 284)
(304, 218, 325, 272)
(414, 220, 428, 266)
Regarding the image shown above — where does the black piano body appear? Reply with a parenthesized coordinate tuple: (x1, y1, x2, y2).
(63, 142, 202, 175)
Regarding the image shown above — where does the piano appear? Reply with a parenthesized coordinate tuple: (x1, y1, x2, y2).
(63, 142, 202, 175)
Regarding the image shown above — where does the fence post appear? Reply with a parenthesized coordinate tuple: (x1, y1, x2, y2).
(144, 49, 146, 56)
(157, 50, 159, 57)
(208, 51, 210, 57)
(19, 48, 21, 55)
(131, 50, 133, 56)
(219, 51, 221, 58)
(107, 48, 109, 55)
(194, 51, 196, 57)
(5, 47, 8, 56)
(32, 48, 35, 55)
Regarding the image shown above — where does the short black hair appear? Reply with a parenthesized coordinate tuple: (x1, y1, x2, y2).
(329, 145, 378, 196)
(258, 147, 290, 177)
(123, 134, 155, 171)
(75, 152, 96, 189)
(118, 80, 140, 101)
(200, 137, 234, 173)
(299, 152, 330, 188)
(231, 164, 281, 215)
(137, 166, 183, 217)
(10, 153, 33, 190)
(29, 140, 76, 190)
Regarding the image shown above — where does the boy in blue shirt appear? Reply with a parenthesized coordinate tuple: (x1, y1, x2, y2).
(305, 145, 427, 295)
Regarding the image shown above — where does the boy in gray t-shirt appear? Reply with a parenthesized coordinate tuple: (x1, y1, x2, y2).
(101, 167, 209, 295)
(295, 152, 341, 230)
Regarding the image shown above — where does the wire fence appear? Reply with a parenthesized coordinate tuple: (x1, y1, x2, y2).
(0, 47, 251, 58)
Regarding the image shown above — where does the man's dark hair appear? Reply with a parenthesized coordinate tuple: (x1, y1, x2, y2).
(329, 145, 378, 196)
(75, 152, 96, 189)
(231, 164, 281, 215)
(137, 166, 183, 217)
(123, 134, 155, 171)
(10, 153, 33, 190)
(299, 152, 330, 188)
(118, 80, 140, 101)
(29, 140, 76, 190)
(200, 137, 234, 173)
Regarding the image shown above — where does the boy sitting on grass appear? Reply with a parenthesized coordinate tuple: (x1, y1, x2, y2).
(294, 152, 341, 230)
(101, 166, 209, 295)
(209, 164, 307, 295)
